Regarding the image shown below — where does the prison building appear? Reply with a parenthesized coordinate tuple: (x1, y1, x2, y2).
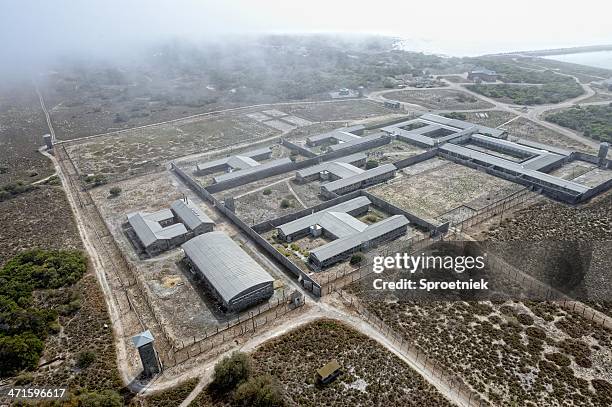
(195, 147, 272, 175)
(309, 215, 409, 269)
(127, 199, 214, 256)
(321, 164, 397, 198)
(467, 68, 498, 82)
(213, 157, 292, 183)
(328, 132, 388, 153)
(295, 153, 367, 183)
(276, 196, 371, 242)
(306, 125, 365, 146)
(182, 232, 275, 312)
(439, 143, 590, 202)
(317, 360, 342, 384)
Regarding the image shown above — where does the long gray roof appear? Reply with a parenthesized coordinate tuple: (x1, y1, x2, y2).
(213, 158, 292, 183)
(440, 143, 589, 193)
(311, 215, 409, 262)
(328, 132, 387, 152)
(322, 164, 396, 193)
(307, 125, 365, 144)
(277, 196, 371, 237)
(171, 200, 214, 229)
(128, 212, 187, 248)
(182, 232, 274, 304)
(297, 161, 364, 179)
(196, 147, 271, 172)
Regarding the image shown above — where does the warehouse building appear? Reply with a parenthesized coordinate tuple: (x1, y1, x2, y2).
(127, 199, 214, 256)
(195, 147, 272, 175)
(328, 132, 388, 153)
(321, 164, 397, 198)
(182, 232, 275, 312)
(275, 196, 408, 269)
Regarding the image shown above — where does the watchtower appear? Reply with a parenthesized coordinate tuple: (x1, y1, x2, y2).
(43, 134, 53, 150)
(132, 330, 160, 377)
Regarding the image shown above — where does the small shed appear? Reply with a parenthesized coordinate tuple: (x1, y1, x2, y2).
(316, 359, 342, 384)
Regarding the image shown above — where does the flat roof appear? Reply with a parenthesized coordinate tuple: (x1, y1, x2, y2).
(213, 158, 292, 183)
(277, 196, 371, 237)
(311, 215, 409, 262)
(322, 164, 396, 192)
(182, 232, 274, 305)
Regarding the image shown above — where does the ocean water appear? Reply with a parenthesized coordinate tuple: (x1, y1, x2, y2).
(543, 50, 612, 70)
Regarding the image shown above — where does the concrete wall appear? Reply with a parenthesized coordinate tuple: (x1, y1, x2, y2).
(393, 149, 438, 169)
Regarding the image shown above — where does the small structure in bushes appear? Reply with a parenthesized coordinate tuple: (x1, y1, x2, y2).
(316, 359, 342, 384)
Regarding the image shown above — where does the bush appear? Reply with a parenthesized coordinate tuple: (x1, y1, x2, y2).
(280, 199, 292, 209)
(211, 352, 252, 392)
(350, 253, 364, 265)
(76, 350, 97, 369)
(365, 160, 379, 170)
(108, 187, 122, 197)
(262, 188, 272, 196)
(0, 250, 87, 377)
(78, 390, 123, 407)
(234, 374, 284, 407)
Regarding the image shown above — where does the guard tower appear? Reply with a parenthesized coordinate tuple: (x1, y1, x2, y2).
(43, 134, 53, 150)
(598, 142, 609, 168)
(132, 330, 160, 377)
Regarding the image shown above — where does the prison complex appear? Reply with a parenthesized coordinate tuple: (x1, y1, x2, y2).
(127, 199, 214, 256)
(182, 231, 275, 311)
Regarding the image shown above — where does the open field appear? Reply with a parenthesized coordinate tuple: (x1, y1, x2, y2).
(505, 118, 598, 154)
(0, 185, 82, 266)
(235, 180, 305, 224)
(384, 89, 494, 110)
(64, 113, 280, 181)
(345, 291, 612, 407)
(190, 319, 453, 407)
(0, 85, 53, 185)
(370, 161, 522, 221)
(283, 100, 394, 122)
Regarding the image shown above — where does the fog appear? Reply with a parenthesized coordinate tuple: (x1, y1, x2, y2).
(2, 0, 612, 79)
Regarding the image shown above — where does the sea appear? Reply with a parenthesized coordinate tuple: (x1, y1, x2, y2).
(543, 50, 612, 70)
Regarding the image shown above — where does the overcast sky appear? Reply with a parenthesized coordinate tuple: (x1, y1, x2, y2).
(2, 0, 611, 73)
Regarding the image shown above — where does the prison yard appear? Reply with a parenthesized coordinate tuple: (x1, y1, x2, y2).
(3, 42, 612, 407)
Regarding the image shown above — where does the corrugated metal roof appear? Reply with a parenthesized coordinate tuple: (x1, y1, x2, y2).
(307, 126, 364, 144)
(317, 212, 368, 238)
(227, 155, 259, 169)
(182, 232, 274, 304)
(277, 196, 371, 237)
(171, 200, 214, 230)
(322, 164, 396, 192)
(127, 213, 160, 247)
(311, 215, 409, 262)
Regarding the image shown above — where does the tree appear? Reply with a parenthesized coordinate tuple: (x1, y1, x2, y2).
(234, 374, 284, 407)
(109, 187, 122, 198)
(76, 350, 97, 368)
(280, 199, 292, 209)
(211, 352, 252, 392)
(0, 333, 44, 376)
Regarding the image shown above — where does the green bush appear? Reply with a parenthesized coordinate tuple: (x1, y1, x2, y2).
(78, 390, 123, 407)
(76, 350, 97, 369)
(0, 181, 37, 202)
(280, 199, 292, 209)
(365, 160, 379, 170)
(0, 250, 87, 377)
(262, 188, 272, 196)
(108, 187, 122, 197)
(211, 352, 252, 392)
(234, 374, 284, 407)
(350, 253, 364, 265)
